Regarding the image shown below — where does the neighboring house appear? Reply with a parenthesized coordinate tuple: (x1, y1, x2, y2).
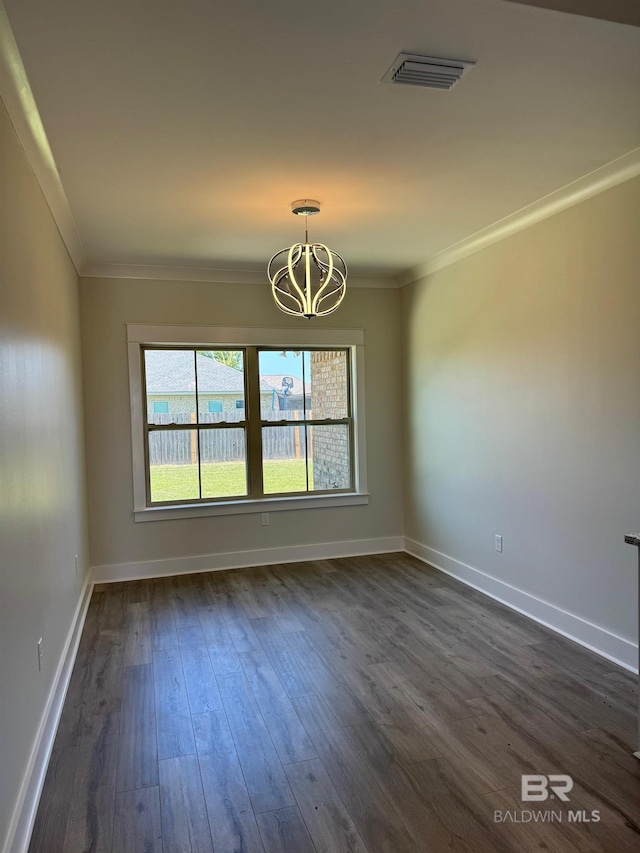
(145, 350, 274, 417)
(260, 374, 311, 411)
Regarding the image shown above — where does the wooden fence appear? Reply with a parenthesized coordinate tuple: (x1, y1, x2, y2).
(148, 411, 309, 465)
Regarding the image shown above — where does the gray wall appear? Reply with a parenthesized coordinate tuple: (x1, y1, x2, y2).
(0, 97, 89, 849)
(402, 177, 640, 646)
(79, 278, 404, 571)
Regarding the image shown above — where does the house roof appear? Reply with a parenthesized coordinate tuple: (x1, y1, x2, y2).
(145, 351, 272, 394)
(260, 375, 309, 397)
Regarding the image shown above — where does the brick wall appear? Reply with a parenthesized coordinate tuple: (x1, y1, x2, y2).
(309, 351, 350, 490)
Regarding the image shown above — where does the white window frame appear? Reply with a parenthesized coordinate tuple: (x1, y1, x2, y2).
(127, 324, 368, 522)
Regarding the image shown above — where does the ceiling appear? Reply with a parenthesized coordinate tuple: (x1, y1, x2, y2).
(3, 0, 639, 280)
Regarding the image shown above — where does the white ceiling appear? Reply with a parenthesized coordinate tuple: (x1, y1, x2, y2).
(3, 0, 640, 279)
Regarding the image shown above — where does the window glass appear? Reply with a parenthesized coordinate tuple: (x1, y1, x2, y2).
(148, 430, 200, 502)
(259, 350, 305, 419)
(261, 426, 308, 494)
(306, 350, 348, 418)
(200, 428, 247, 498)
(307, 424, 351, 490)
(145, 349, 196, 424)
(197, 351, 245, 422)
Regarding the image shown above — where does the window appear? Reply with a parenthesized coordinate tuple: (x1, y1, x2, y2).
(259, 350, 352, 495)
(127, 325, 367, 520)
(144, 348, 247, 503)
(152, 400, 169, 414)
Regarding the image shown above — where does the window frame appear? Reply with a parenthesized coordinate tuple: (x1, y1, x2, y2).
(127, 324, 368, 522)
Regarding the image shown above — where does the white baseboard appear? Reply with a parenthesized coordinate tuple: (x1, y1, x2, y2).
(4, 576, 93, 853)
(92, 536, 406, 583)
(405, 538, 638, 674)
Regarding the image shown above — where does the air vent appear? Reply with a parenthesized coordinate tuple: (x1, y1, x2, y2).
(382, 52, 475, 90)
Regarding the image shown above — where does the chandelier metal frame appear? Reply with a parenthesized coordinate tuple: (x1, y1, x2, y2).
(268, 200, 347, 319)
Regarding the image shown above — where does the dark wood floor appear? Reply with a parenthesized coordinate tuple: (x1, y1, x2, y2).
(30, 553, 639, 852)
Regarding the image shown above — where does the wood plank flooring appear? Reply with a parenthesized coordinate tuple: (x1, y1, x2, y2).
(29, 553, 640, 852)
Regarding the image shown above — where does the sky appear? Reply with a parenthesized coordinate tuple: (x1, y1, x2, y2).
(258, 350, 308, 379)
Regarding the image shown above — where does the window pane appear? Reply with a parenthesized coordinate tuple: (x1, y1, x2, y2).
(196, 350, 245, 422)
(200, 428, 247, 498)
(145, 349, 196, 424)
(148, 429, 200, 502)
(259, 350, 305, 418)
(307, 350, 348, 419)
(308, 424, 351, 491)
(262, 426, 308, 494)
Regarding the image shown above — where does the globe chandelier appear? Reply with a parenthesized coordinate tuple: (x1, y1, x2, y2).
(268, 200, 347, 319)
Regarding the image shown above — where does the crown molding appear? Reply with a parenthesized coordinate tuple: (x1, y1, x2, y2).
(80, 262, 400, 289)
(0, 2, 85, 273)
(397, 146, 640, 287)
(501, 0, 640, 28)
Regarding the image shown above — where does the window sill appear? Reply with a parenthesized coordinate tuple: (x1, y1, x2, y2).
(134, 492, 369, 522)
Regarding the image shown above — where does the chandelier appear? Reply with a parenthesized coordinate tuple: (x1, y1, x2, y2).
(268, 200, 347, 319)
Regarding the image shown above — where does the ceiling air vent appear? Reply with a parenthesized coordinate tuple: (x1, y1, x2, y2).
(382, 52, 475, 90)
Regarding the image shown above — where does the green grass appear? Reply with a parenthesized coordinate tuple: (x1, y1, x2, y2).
(150, 459, 313, 502)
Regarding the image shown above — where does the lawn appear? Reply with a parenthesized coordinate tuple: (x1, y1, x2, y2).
(150, 459, 313, 502)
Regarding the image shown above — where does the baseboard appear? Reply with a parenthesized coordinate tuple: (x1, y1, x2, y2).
(4, 576, 93, 853)
(92, 536, 406, 583)
(405, 538, 638, 674)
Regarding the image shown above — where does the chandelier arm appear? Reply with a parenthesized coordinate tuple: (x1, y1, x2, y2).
(314, 290, 347, 316)
(271, 280, 305, 315)
(268, 245, 308, 314)
(268, 259, 291, 285)
(267, 247, 297, 285)
(303, 245, 313, 316)
(309, 244, 335, 315)
(315, 274, 346, 313)
(285, 244, 310, 314)
(269, 260, 305, 313)
(272, 297, 307, 317)
(312, 247, 347, 314)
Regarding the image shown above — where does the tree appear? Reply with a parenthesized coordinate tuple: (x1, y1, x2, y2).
(197, 350, 242, 370)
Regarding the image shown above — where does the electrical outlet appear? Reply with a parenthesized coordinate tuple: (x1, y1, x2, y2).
(261, 513, 270, 526)
(37, 638, 44, 671)
(75, 554, 79, 575)
(495, 534, 503, 553)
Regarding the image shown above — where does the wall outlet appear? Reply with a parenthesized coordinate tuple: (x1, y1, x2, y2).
(495, 534, 503, 553)
(37, 638, 44, 671)
(75, 554, 79, 575)
(261, 513, 270, 527)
